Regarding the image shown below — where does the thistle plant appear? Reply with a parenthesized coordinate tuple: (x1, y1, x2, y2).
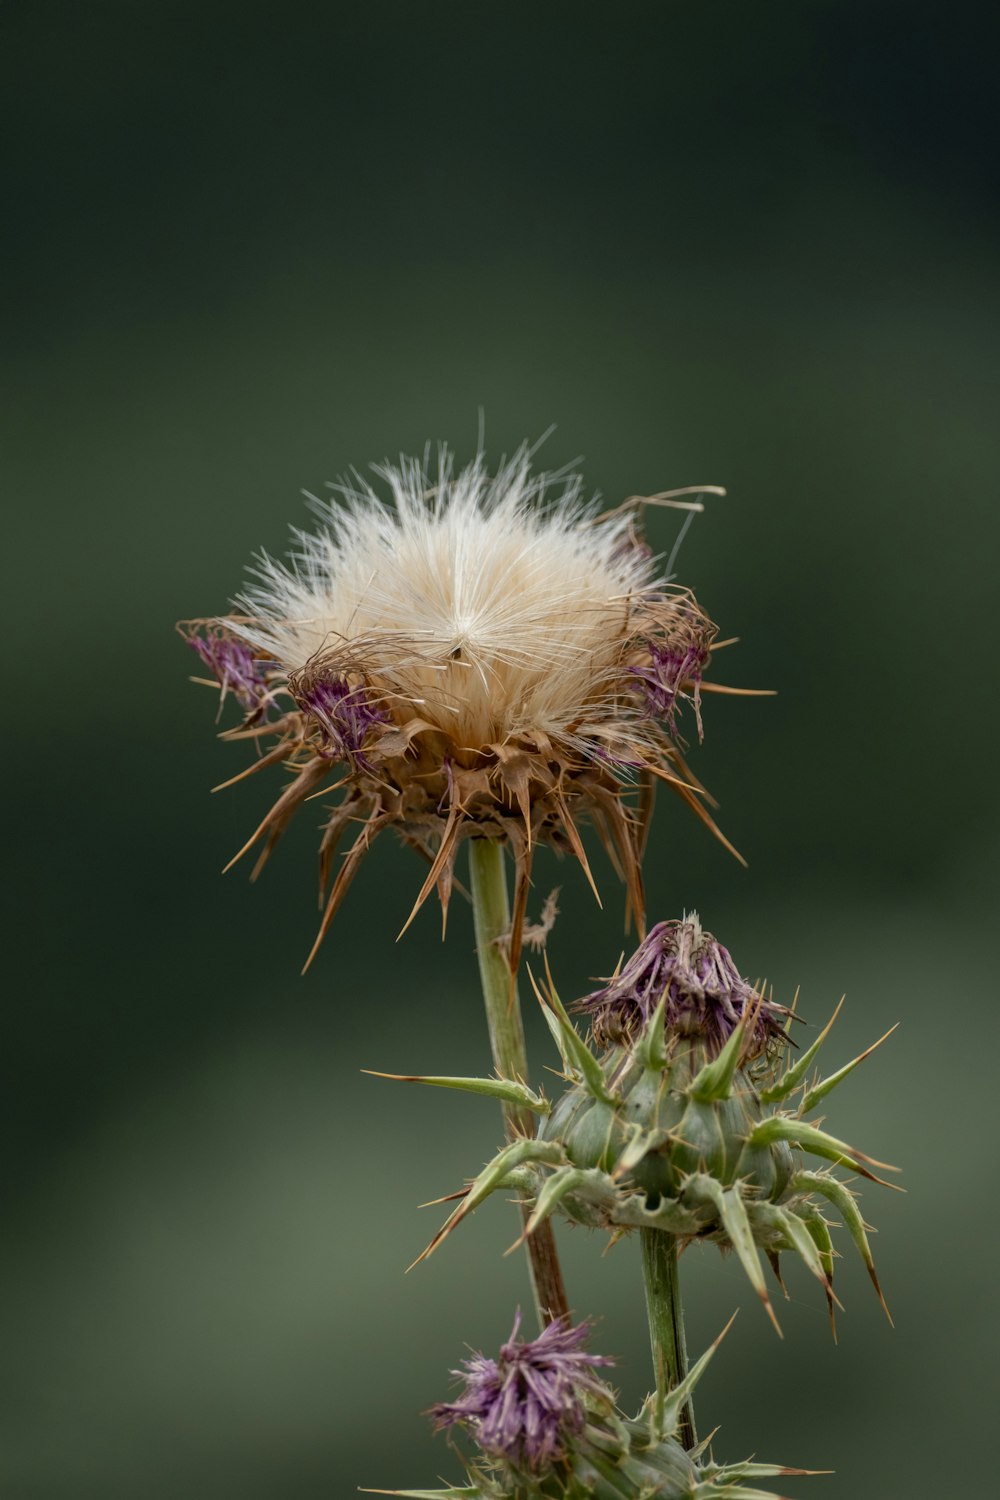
(182, 443, 896, 1496)
(366, 1314, 818, 1500)
(400, 918, 897, 1340)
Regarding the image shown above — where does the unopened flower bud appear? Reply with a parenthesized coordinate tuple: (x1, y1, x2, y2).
(407, 922, 897, 1336)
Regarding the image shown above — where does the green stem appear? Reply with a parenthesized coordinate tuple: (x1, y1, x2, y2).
(468, 837, 570, 1329)
(640, 1228, 696, 1449)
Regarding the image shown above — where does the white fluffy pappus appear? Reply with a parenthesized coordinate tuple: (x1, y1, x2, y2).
(234, 446, 664, 752)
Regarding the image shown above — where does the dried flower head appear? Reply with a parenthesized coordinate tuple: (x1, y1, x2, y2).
(181, 446, 752, 967)
(575, 913, 789, 1054)
(186, 625, 275, 719)
(430, 1311, 614, 1474)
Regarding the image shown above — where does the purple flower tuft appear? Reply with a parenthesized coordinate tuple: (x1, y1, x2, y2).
(297, 676, 387, 767)
(431, 1312, 614, 1474)
(575, 916, 788, 1053)
(628, 639, 709, 739)
(188, 630, 272, 715)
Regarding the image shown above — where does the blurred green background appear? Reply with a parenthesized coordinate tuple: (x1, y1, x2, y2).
(3, 2, 998, 1496)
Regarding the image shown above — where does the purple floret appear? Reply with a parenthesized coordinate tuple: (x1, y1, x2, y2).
(628, 639, 709, 739)
(188, 631, 271, 715)
(575, 917, 787, 1053)
(431, 1312, 614, 1474)
(298, 676, 387, 767)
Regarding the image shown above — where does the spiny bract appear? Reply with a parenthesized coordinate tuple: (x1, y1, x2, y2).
(391, 919, 898, 1336)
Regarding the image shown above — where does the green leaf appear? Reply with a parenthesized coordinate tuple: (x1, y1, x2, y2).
(540, 996, 575, 1072)
(612, 1192, 707, 1237)
(800, 1207, 837, 1285)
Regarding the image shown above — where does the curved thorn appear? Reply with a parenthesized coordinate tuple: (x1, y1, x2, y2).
(361, 1070, 547, 1112)
(554, 791, 603, 908)
(788, 1170, 893, 1324)
(221, 758, 329, 873)
(657, 1310, 738, 1440)
(765, 1249, 790, 1299)
(748, 1116, 901, 1185)
(697, 681, 777, 697)
(760, 996, 844, 1102)
(396, 804, 460, 940)
(302, 813, 381, 971)
(653, 770, 747, 866)
(408, 1139, 561, 1270)
(210, 741, 295, 792)
(800, 1022, 899, 1113)
(688, 1176, 782, 1336)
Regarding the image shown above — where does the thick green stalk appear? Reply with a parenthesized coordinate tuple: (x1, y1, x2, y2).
(468, 837, 569, 1328)
(640, 1227, 697, 1449)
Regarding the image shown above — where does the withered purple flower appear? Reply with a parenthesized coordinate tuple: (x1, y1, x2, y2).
(296, 673, 388, 768)
(575, 914, 788, 1053)
(431, 1312, 614, 1474)
(186, 626, 273, 717)
(628, 638, 710, 740)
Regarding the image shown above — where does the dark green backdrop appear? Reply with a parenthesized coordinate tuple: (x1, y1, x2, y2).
(3, 3, 997, 1497)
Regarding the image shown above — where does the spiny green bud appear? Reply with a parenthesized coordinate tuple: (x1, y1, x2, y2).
(364, 1315, 817, 1499)
(399, 920, 898, 1335)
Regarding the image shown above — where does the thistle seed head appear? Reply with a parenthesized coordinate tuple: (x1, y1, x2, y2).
(181, 447, 754, 963)
(239, 447, 667, 750)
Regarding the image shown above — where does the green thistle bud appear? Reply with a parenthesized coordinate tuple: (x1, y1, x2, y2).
(365, 1314, 817, 1499)
(393, 919, 898, 1334)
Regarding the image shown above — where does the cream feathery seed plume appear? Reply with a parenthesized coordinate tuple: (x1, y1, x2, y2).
(238, 449, 653, 746)
(181, 444, 756, 970)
